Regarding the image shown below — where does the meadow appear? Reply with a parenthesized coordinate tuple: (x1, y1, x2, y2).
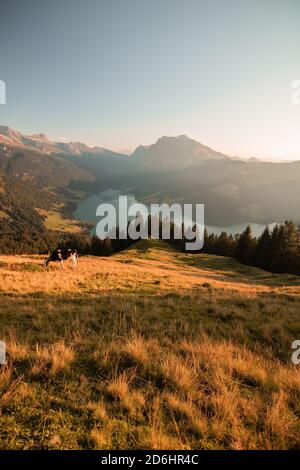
(0, 240, 299, 449)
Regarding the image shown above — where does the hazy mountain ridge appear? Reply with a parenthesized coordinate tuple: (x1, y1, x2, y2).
(131, 134, 231, 171)
(0, 126, 126, 157)
(1, 125, 300, 231)
(0, 126, 235, 164)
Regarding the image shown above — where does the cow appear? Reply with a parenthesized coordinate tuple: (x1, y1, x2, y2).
(44, 249, 78, 269)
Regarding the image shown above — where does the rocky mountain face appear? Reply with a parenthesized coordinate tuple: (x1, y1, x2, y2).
(131, 135, 230, 171)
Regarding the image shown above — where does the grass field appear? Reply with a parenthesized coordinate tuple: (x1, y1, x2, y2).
(0, 240, 299, 449)
(35, 208, 84, 233)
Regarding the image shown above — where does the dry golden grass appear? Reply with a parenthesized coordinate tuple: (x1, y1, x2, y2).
(35, 208, 83, 233)
(147, 427, 185, 450)
(160, 353, 197, 394)
(0, 240, 299, 299)
(87, 400, 107, 421)
(90, 428, 109, 449)
(121, 333, 150, 365)
(0, 240, 299, 449)
(31, 340, 74, 375)
(107, 372, 131, 401)
(6, 334, 29, 361)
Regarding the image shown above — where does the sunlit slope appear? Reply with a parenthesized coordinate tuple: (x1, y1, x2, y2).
(0, 240, 300, 449)
(0, 239, 299, 297)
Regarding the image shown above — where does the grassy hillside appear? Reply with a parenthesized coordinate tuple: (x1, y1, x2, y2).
(0, 240, 299, 449)
(0, 145, 93, 251)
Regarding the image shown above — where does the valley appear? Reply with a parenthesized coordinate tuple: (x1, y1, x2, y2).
(1, 127, 300, 250)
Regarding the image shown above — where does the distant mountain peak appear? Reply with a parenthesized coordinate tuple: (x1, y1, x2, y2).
(30, 133, 50, 142)
(0, 125, 22, 140)
(0, 126, 233, 168)
(156, 134, 191, 144)
(132, 134, 229, 171)
(0, 125, 128, 158)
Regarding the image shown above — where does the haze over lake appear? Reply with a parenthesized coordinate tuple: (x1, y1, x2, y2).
(74, 189, 276, 239)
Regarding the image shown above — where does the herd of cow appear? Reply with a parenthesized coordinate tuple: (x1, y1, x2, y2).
(44, 249, 78, 269)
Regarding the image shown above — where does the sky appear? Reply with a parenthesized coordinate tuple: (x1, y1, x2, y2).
(0, 0, 300, 159)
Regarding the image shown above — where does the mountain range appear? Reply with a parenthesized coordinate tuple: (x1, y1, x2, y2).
(1, 125, 300, 251)
(0, 126, 237, 169)
(0, 125, 119, 156)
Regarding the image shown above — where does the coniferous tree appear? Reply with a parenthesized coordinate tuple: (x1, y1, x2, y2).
(255, 226, 272, 270)
(272, 221, 300, 274)
(91, 235, 104, 256)
(235, 225, 256, 264)
(102, 237, 114, 256)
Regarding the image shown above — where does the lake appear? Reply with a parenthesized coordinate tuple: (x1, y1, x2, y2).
(74, 189, 276, 238)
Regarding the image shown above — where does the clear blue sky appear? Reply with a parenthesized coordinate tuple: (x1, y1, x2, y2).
(0, 0, 300, 159)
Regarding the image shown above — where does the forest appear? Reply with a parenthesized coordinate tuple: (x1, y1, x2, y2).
(2, 216, 298, 277)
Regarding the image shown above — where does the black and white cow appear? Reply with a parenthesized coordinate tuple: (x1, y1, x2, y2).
(44, 249, 78, 269)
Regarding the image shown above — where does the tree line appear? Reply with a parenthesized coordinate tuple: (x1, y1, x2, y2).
(167, 220, 300, 275)
(0, 212, 299, 276)
(57, 218, 300, 276)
